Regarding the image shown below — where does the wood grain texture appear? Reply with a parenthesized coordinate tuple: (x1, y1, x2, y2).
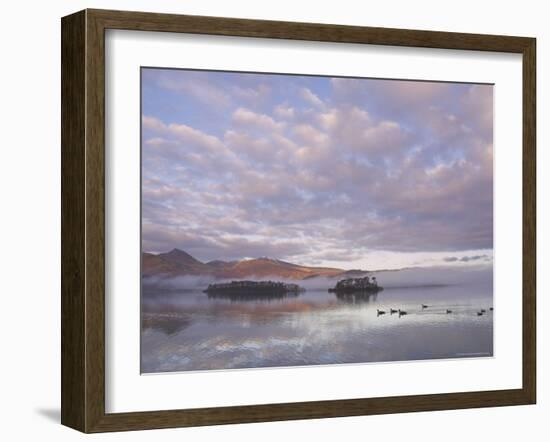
(84, 9, 107, 432)
(89, 8, 532, 52)
(61, 10, 86, 432)
(522, 38, 536, 403)
(61, 8, 537, 433)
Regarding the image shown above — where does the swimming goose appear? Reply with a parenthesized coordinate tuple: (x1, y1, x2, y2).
(421, 304, 428, 309)
(377, 309, 386, 315)
(446, 309, 452, 314)
(390, 308, 398, 314)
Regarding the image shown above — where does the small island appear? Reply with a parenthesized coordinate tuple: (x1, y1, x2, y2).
(204, 280, 305, 295)
(328, 276, 383, 294)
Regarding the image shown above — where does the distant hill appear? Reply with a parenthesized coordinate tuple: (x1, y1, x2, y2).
(142, 249, 361, 280)
(142, 249, 214, 277)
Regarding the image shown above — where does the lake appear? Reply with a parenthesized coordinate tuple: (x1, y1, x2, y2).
(141, 267, 493, 373)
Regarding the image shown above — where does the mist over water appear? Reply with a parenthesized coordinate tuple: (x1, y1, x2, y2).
(141, 265, 493, 373)
(371, 265, 493, 288)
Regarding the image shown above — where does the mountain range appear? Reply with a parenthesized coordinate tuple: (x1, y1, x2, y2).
(142, 248, 369, 280)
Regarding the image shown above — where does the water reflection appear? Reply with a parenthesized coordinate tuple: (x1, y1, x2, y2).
(141, 276, 493, 373)
(206, 291, 301, 302)
(335, 291, 378, 304)
(142, 313, 193, 336)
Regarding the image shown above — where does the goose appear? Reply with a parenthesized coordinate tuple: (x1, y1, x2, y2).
(390, 308, 398, 314)
(477, 311, 484, 316)
(446, 309, 452, 314)
(489, 307, 494, 311)
(421, 304, 428, 309)
(480, 309, 487, 313)
(398, 309, 408, 316)
(377, 309, 386, 315)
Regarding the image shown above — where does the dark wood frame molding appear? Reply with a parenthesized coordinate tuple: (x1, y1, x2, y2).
(61, 8, 536, 433)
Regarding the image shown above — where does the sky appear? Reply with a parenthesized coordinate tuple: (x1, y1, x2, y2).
(141, 68, 493, 270)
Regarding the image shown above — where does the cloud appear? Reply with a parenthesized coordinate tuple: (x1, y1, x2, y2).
(331, 78, 449, 110)
(232, 107, 285, 132)
(300, 87, 324, 108)
(443, 254, 490, 263)
(460, 84, 493, 142)
(142, 115, 232, 156)
(232, 84, 271, 103)
(274, 104, 295, 119)
(141, 70, 494, 266)
(156, 72, 232, 108)
(142, 115, 166, 132)
(144, 137, 171, 146)
(293, 124, 329, 147)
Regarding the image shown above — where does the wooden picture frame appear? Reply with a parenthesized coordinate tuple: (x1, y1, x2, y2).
(61, 8, 536, 433)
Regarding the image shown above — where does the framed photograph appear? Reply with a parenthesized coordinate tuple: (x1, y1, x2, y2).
(61, 9, 536, 433)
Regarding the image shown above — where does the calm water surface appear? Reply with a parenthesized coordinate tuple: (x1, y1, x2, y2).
(141, 270, 493, 373)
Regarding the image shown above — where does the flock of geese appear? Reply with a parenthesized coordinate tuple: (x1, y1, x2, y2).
(376, 304, 494, 317)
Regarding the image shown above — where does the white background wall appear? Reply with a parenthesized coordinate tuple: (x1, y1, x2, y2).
(0, 0, 546, 440)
